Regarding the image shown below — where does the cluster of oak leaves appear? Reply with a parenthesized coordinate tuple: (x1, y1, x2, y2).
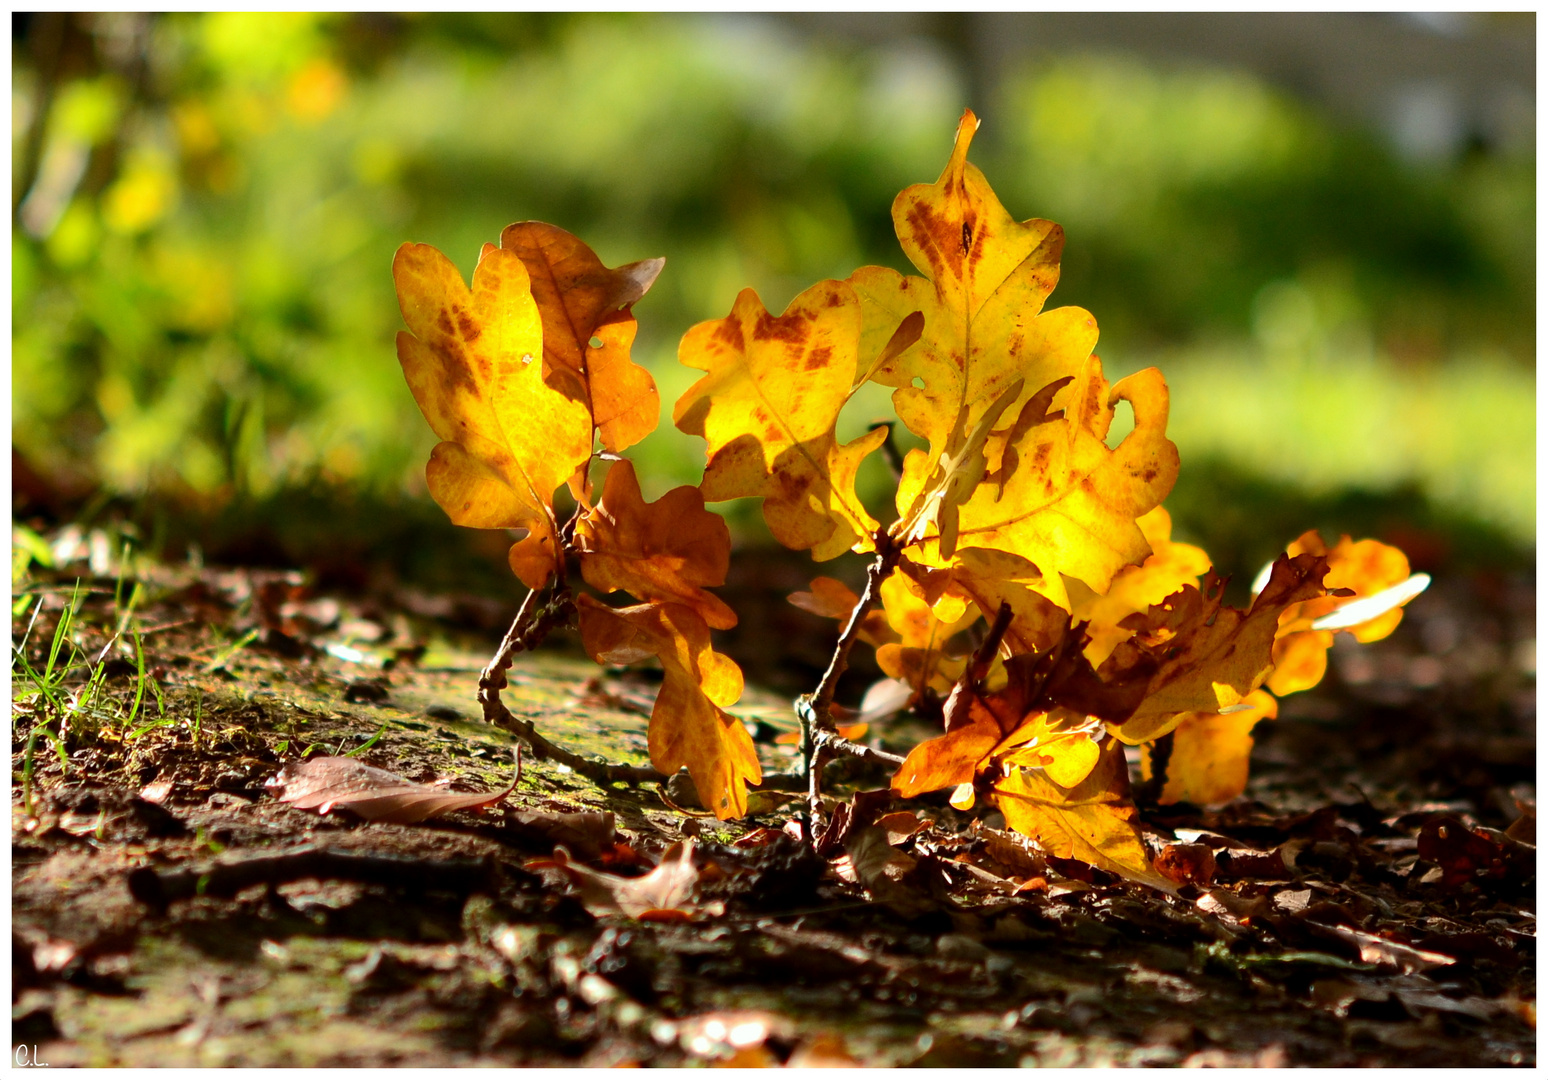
(391, 112, 1425, 887)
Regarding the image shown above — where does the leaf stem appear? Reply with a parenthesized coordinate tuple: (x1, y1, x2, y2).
(969, 601, 1014, 686)
(796, 535, 902, 821)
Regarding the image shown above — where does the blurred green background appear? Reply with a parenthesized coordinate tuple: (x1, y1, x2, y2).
(11, 13, 1535, 590)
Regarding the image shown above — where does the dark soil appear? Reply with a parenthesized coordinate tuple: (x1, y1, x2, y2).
(11, 527, 1535, 1066)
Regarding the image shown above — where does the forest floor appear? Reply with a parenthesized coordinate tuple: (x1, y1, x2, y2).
(10, 524, 1536, 1067)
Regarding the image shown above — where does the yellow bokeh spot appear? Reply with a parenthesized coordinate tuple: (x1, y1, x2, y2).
(287, 59, 347, 122)
(104, 154, 177, 234)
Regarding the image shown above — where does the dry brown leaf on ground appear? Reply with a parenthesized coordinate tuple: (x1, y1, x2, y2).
(265, 752, 520, 824)
(528, 840, 709, 920)
(1322, 925, 1457, 974)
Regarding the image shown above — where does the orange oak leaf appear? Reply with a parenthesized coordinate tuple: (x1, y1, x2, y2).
(576, 596, 760, 819)
(499, 221, 663, 454)
(574, 460, 738, 630)
(787, 576, 893, 647)
(891, 643, 1137, 799)
(991, 737, 1169, 889)
(1101, 552, 1329, 745)
(674, 280, 889, 560)
(891, 676, 1018, 799)
(394, 240, 594, 589)
(1145, 688, 1278, 806)
(1265, 532, 1421, 696)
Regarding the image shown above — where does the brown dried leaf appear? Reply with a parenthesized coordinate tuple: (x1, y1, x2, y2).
(529, 840, 702, 920)
(1322, 925, 1456, 974)
(1101, 553, 1329, 744)
(265, 754, 519, 824)
(1154, 843, 1218, 886)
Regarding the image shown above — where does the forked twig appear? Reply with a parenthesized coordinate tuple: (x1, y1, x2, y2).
(796, 538, 903, 819)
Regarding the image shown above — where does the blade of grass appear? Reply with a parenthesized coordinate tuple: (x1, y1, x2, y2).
(342, 722, 387, 758)
(203, 628, 259, 673)
(43, 581, 84, 685)
(126, 633, 148, 727)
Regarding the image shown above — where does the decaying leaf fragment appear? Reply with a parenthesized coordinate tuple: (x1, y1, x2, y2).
(577, 597, 760, 819)
(530, 840, 704, 920)
(266, 754, 519, 824)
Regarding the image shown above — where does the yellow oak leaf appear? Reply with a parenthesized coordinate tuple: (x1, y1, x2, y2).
(674, 281, 888, 560)
(1000, 724, 1104, 790)
(499, 221, 663, 454)
(1145, 689, 1278, 806)
(910, 363, 1178, 612)
(871, 570, 978, 697)
(848, 109, 1066, 471)
(1070, 506, 1212, 667)
(574, 460, 738, 630)
(991, 738, 1167, 888)
(576, 596, 760, 819)
(891, 673, 1019, 799)
(1266, 532, 1416, 696)
(843, 110, 1177, 606)
(1101, 553, 1329, 745)
(394, 240, 593, 589)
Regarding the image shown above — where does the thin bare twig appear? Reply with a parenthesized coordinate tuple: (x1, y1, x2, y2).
(797, 537, 902, 820)
(813, 729, 906, 768)
(478, 586, 546, 696)
(475, 586, 663, 785)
